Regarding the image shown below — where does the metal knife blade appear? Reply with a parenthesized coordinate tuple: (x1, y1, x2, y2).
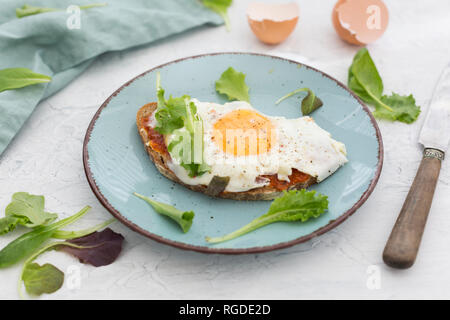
(419, 64, 450, 153)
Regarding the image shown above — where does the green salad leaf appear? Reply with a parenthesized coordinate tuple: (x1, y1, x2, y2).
(215, 67, 250, 102)
(22, 263, 64, 296)
(18, 241, 73, 297)
(0, 191, 123, 297)
(167, 102, 210, 177)
(0, 68, 51, 93)
(154, 73, 210, 177)
(154, 75, 189, 135)
(206, 190, 328, 243)
(134, 193, 194, 233)
(16, 3, 107, 18)
(0, 192, 60, 236)
(275, 88, 323, 115)
(348, 48, 420, 124)
(16, 5, 57, 18)
(4, 192, 57, 229)
(375, 93, 421, 124)
(18, 228, 120, 297)
(0, 216, 24, 235)
(52, 218, 115, 239)
(0, 206, 90, 268)
(202, 0, 232, 31)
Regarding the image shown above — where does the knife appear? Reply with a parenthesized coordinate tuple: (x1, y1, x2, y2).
(383, 64, 450, 269)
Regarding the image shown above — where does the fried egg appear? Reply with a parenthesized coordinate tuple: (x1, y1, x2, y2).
(164, 99, 348, 192)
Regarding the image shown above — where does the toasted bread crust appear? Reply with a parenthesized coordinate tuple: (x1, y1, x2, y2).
(136, 103, 316, 200)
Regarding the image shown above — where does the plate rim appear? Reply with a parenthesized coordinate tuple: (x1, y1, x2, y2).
(83, 52, 384, 254)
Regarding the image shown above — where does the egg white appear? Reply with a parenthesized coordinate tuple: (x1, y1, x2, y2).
(164, 99, 348, 192)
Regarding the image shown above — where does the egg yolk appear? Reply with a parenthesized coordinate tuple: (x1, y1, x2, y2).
(212, 109, 275, 156)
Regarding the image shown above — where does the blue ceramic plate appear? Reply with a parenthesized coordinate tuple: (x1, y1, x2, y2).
(83, 53, 383, 254)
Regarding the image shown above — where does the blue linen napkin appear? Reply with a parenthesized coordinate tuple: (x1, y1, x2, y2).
(0, 0, 222, 155)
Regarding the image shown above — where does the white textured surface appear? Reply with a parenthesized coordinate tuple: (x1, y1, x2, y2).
(1, 0, 450, 299)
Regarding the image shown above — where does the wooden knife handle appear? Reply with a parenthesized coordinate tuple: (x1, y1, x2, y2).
(383, 148, 444, 269)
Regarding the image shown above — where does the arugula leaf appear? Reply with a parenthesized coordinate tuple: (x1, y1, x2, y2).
(134, 193, 194, 233)
(202, 0, 232, 31)
(206, 190, 328, 243)
(59, 228, 124, 267)
(22, 263, 64, 296)
(215, 67, 250, 102)
(0, 206, 90, 268)
(16, 3, 107, 18)
(275, 88, 323, 115)
(0, 68, 51, 93)
(5, 192, 57, 229)
(348, 48, 420, 124)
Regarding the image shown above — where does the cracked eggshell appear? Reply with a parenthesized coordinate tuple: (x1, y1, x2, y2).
(332, 0, 389, 45)
(247, 2, 299, 45)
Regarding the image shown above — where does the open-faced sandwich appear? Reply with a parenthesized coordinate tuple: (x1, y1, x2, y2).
(137, 72, 348, 201)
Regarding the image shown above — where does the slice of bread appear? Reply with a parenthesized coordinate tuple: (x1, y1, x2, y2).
(136, 102, 316, 200)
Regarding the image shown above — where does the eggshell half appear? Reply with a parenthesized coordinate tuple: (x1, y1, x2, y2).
(332, 0, 389, 45)
(247, 2, 299, 45)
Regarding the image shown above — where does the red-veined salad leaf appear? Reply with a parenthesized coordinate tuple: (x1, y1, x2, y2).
(59, 228, 124, 267)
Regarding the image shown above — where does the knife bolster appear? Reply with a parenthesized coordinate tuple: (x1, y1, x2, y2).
(424, 148, 445, 161)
